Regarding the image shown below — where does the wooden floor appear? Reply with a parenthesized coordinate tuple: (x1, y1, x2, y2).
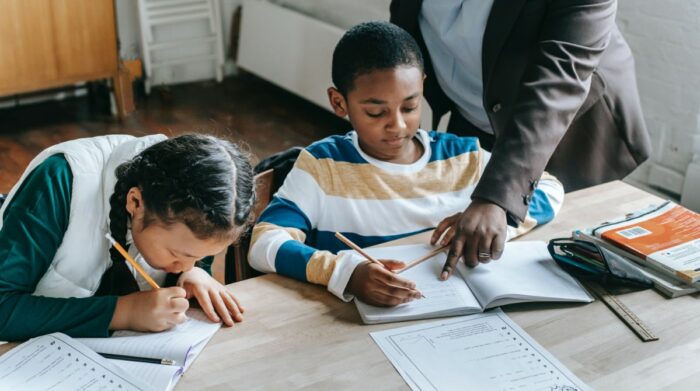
(0, 73, 348, 193)
(0, 74, 348, 283)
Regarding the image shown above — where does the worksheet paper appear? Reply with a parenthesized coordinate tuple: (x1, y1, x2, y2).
(0, 333, 150, 391)
(371, 309, 590, 391)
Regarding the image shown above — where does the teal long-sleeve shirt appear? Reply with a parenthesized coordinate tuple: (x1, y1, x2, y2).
(0, 155, 213, 341)
(0, 155, 117, 341)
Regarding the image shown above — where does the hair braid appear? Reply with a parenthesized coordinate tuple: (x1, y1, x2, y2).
(95, 162, 141, 296)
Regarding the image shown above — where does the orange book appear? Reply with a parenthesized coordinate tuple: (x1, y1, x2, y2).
(592, 201, 700, 283)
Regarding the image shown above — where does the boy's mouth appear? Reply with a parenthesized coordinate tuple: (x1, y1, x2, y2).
(383, 137, 407, 147)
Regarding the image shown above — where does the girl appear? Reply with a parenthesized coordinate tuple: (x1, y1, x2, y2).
(0, 133, 255, 341)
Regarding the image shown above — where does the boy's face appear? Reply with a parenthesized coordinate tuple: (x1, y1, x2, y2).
(328, 66, 424, 163)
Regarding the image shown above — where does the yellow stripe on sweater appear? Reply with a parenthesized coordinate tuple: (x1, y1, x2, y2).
(305, 250, 341, 286)
(250, 221, 307, 251)
(295, 149, 481, 200)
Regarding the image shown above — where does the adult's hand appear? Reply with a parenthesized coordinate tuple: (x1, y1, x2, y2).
(433, 199, 507, 280)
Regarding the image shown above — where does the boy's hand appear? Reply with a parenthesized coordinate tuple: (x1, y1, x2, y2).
(436, 199, 507, 280)
(346, 260, 423, 307)
(178, 267, 245, 327)
(111, 287, 189, 332)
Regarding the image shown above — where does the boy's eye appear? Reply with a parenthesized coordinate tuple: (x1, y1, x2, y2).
(366, 111, 385, 118)
(402, 106, 418, 113)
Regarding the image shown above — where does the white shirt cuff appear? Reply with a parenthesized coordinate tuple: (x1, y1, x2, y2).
(327, 252, 366, 302)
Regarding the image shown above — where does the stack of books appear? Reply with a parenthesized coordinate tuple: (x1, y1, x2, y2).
(574, 201, 700, 298)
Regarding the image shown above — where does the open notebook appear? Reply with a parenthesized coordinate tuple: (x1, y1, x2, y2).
(76, 308, 221, 391)
(354, 241, 593, 324)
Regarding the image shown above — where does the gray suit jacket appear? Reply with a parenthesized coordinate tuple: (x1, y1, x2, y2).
(391, 0, 651, 222)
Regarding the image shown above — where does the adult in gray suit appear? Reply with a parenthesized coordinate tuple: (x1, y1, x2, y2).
(390, 0, 651, 278)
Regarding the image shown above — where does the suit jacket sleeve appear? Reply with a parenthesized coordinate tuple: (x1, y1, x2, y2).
(474, 0, 616, 222)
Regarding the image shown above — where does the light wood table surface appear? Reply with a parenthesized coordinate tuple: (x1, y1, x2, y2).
(174, 181, 700, 390)
(4, 181, 698, 390)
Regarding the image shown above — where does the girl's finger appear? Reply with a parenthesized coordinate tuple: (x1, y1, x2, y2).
(209, 290, 234, 327)
(192, 287, 219, 322)
(227, 290, 245, 313)
(223, 291, 243, 322)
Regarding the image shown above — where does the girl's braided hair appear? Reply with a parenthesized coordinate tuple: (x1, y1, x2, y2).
(105, 134, 255, 289)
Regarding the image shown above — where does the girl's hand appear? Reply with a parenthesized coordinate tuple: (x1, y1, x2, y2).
(177, 267, 244, 326)
(111, 287, 189, 332)
(346, 260, 423, 307)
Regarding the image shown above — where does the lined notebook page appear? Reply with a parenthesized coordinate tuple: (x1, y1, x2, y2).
(353, 244, 481, 323)
(458, 241, 593, 308)
(77, 309, 220, 391)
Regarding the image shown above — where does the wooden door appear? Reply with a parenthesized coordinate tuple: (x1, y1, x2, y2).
(0, 0, 59, 95)
(51, 0, 118, 81)
(0, 0, 117, 96)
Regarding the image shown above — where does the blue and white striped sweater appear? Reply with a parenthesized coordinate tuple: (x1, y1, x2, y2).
(249, 130, 564, 300)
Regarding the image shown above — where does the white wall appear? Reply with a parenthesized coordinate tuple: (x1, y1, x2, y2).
(617, 0, 700, 202)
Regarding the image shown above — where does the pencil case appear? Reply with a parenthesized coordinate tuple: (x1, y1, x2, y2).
(548, 238, 654, 289)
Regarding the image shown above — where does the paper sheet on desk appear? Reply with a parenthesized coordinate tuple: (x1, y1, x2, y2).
(77, 309, 220, 391)
(371, 309, 591, 391)
(0, 333, 151, 391)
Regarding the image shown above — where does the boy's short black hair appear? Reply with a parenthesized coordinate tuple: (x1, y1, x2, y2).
(332, 21, 424, 96)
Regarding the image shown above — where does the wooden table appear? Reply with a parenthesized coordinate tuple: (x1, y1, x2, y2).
(173, 181, 700, 390)
(3, 181, 697, 390)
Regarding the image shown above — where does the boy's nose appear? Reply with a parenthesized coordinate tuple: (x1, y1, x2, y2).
(387, 111, 408, 132)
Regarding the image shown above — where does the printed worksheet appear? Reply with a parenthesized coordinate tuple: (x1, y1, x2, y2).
(0, 333, 151, 391)
(371, 309, 590, 391)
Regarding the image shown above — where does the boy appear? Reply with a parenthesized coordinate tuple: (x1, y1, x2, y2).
(248, 22, 563, 307)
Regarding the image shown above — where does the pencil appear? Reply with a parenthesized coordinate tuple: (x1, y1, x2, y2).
(334, 232, 385, 268)
(397, 244, 450, 274)
(98, 352, 175, 366)
(334, 232, 426, 299)
(105, 233, 160, 289)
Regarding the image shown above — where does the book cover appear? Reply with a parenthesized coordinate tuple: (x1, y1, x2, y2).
(592, 202, 700, 283)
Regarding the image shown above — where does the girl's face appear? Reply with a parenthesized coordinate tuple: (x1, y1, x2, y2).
(125, 188, 231, 274)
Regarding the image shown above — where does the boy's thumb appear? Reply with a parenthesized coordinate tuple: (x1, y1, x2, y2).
(380, 260, 406, 270)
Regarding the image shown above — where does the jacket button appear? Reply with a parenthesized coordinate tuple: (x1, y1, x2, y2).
(491, 103, 502, 113)
(530, 179, 538, 191)
(522, 194, 531, 205)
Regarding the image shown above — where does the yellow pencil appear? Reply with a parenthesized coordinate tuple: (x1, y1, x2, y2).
(397, 244, 450, 274)
(105, 233, 160, 289)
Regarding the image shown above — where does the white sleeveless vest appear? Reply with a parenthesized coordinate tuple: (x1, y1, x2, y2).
(0, 134, 167, 298)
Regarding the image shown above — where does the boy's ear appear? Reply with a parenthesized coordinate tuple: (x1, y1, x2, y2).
(327, 87, 349, 118)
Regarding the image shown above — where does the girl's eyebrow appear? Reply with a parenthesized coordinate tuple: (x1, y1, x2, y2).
(359, 93, 420, 105)
(172, 248, 198, 258)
